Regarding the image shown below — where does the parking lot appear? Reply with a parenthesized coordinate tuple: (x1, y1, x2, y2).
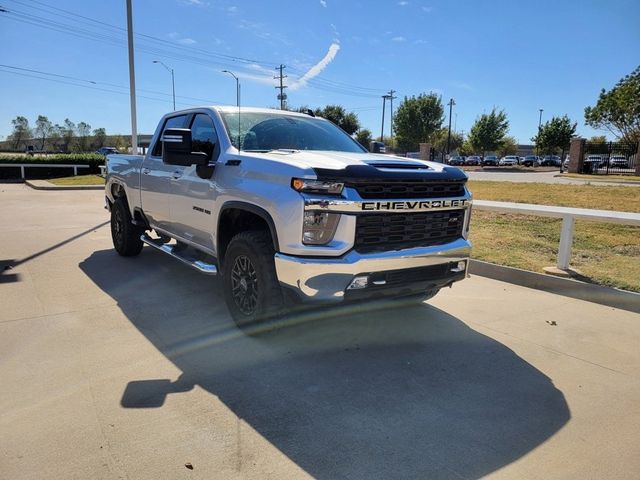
(1, 183, 640, 479)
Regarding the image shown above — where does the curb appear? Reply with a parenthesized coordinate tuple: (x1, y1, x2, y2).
(25, 180, 104, 191)
(469, 259, 640, 314)
(554, 174, 640, 185)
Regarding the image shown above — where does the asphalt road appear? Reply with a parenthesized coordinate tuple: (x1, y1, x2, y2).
(1, 184, 639, 480)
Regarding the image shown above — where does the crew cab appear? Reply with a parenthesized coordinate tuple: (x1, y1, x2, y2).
(105, 107, 472, 326)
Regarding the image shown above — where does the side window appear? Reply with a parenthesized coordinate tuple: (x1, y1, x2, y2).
(190, 114, 218, 158)
(152, 114, 188, 157)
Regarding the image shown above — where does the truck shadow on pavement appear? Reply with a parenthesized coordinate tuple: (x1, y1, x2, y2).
(80, 248, 570, 480)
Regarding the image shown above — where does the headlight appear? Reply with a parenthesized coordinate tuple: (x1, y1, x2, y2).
(292, 178, 344, 195)
(302, 211, 340, 245)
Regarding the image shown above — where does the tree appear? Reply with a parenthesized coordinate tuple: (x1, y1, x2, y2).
(589, 135, 607, 143)
(429, 127, 463, 159)
(34, 115, 53, 150)
(92, 127, 107, 149)
(9, 116, 31, 150)
(531, 115, 577, 155)
(467, 109, 509, 156)
(584, 65, 640, 142)
(393, 93, 444, 152)
(458, 140, 474, 157)
(61, 118, 76, 153)
(74, 121, 92, 152)
(355, 128, 372, 149)
(497, 136, 518, 157)
(313, 105, 360, 135)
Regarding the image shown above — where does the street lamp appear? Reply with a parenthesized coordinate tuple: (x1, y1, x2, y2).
(153, 60, 175, 111)
(536, 108, 543, 156)
(446, 98, 456, 162)
(222, 70, 241, 152)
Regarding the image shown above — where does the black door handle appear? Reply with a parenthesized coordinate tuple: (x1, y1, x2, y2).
(225, 159, 241, 166)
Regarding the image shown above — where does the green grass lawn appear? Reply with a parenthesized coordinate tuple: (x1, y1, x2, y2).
(48, 174, 105, 186)
(468, 181, 640, 292)
(558, 173, 640, 183)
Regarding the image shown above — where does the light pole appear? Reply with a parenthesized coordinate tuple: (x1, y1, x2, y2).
(153, 60, 175, 111)
(536, 108, 543, 156)
(222, 70, 241, 152)
(446, 98, 456, 162)
(126, 0, 137, 154)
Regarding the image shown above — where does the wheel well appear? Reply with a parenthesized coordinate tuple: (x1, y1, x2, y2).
(218, 208, 276, 265)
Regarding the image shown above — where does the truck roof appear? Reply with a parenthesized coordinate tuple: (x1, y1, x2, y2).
(170, 105, 315, 118)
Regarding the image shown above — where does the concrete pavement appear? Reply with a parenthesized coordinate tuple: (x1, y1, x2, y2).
(466, 169, 640, 186)
(1, 183, 640, 479)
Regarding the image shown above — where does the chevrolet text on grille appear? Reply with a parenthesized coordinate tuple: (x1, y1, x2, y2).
(361, 199, 469, 211)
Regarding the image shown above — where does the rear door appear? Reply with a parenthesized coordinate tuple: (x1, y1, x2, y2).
(140, 114, 188, 233)
(169, 112, 219, 253)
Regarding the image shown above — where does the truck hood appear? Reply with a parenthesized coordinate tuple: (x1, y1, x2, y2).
(245, 150, 467, 181)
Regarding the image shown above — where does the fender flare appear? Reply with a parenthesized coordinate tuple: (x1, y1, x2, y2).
(218, 201, 280, 252)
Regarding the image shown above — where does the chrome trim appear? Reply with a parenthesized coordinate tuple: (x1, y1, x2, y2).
(274, 238, 471, 302)
(304, 195, 471, 214)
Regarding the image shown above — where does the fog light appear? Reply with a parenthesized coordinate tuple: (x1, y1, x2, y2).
(302, 211, 340, 245)
(451, 261, 466, 273)
(347, 275, 369, 290)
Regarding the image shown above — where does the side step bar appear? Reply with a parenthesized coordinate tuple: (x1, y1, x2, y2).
(140, 234, 218, 275)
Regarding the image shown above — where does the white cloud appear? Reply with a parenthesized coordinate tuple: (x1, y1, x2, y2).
(453, 82, 473, 91)
(178, 37, 197, 45)
(227, 5, 237, 12)
(330, 23, 340, 42)
(289, 43, 340, 91)
(320, 0, 327, 7)
(180, 0, 206, 5)
(421, 6, 432, 12)
(398, 1, 409, 5)
(413, 39, 427, 45)
(391, 36, 406, 42)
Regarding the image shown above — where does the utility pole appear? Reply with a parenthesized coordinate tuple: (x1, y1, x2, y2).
(222, 70, 241, 151)
(387, 89, 397, 149)
(380, 94, 389, 142)
(446, 98, 456, 160)
(274, 64, 287, 110)
(126, 0, 138, 154)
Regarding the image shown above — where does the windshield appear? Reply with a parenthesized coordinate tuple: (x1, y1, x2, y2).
(220, 111, 366, 153)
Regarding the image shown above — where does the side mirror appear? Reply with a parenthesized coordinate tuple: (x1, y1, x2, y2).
(162, 128, 210, 166)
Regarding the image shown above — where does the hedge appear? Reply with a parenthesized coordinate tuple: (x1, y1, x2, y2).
(0, 154, 106, 179)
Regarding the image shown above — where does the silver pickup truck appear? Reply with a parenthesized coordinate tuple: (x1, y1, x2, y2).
(105, 106, 472, 326)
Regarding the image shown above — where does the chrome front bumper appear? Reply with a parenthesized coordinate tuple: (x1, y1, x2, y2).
(274, 238, 471, 302)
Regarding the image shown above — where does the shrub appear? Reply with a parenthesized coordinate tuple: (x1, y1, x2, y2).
(0, 154, 105, 179)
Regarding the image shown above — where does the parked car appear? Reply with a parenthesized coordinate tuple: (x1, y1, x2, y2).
(562, 155, 570, 170)
(537, 155, 561, 167)
(608, 155, 629, 168)
(518, 157, 525, 164)
(96, 146, 119, 156)
(448, 155, 465, 166)
(499, 155, 519, 166)
(465, 155, 481, 166)
(583, 155, 604, 173)
(482, 155, 498, 166)
(522, 155, 539, 167)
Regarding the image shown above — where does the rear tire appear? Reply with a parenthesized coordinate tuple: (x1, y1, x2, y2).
(111, 197, 143, 257)
(222, 231, 283, 328)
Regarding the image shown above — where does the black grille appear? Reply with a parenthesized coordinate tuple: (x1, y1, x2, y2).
(369, 264, 452, 287)
(355, 210, 465, 253)
(352, 180, 466, 199)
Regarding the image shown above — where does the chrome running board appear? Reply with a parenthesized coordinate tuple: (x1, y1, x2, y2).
(140, 234, 218, 275)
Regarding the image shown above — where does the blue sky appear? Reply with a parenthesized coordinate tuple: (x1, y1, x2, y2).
(1, 0, 638, 143)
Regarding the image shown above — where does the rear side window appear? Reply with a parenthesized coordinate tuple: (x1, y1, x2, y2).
(152, 114, 188, 157)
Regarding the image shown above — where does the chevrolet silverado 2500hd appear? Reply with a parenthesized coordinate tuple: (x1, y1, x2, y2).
(105, 106, 472, 326)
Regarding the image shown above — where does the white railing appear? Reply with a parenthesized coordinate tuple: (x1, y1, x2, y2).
(0, 163, 90, 179)
(473, 200, 640, 271)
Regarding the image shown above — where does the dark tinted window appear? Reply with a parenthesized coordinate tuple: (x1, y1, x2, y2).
(190, 114, 217, 158)
(152, 114, 188, 157)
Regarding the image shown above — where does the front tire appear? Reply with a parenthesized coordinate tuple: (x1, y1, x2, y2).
(111, 197, 143, 257)
(222, 231, 283, 327)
